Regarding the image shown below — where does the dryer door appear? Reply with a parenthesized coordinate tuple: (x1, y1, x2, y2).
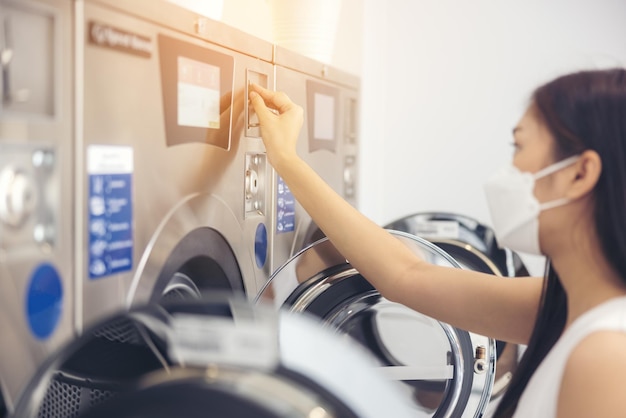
(257, 231, 496, 418)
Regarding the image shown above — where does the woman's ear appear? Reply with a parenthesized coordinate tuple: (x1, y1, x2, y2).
(568, 150, 602, 199)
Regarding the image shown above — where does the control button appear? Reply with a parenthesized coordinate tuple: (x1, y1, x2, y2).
(32, 149, 55, 169)
(343, 165, 354, 185)
(26, 263, 63, 340)
(246, 70, 269, 137)
(245, 168, 259, 199)
(344, 155, 356, 198)
(254, 223, 268, 268)
(245, 153, 266, 217)
(33, 223, 55, 246)
(1, 48, 13, 67)
(0, 167, 37, 227)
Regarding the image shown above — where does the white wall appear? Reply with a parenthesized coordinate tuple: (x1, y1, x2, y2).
(359, 0, 626, 273)
(360, 0, 626, 224)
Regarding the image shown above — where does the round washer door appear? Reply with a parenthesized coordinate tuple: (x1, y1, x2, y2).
(424, 239, 520, 400)
(385, 211, 529, 401)
(257, 230, 496, 418)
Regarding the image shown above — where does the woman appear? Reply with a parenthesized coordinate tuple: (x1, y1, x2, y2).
(248, 69, 626, 418)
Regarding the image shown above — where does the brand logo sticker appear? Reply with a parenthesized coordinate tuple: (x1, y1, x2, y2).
(88, 21, 152, 58)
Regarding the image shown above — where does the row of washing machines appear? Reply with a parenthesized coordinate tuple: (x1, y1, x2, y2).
(0, 0, 528, 417)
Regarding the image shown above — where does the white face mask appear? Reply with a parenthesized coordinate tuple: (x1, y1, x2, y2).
(483, 155, 580, 255)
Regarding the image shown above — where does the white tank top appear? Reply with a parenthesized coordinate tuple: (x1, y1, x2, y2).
(513, 295, 626, 417)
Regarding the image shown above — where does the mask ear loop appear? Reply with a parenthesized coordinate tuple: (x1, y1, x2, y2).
(535, 155, 581, 211)
(533, 155, 581, 180)
(539, 197, 571, 211)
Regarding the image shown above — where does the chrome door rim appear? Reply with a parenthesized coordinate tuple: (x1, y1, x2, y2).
(256, 230, 496, 417)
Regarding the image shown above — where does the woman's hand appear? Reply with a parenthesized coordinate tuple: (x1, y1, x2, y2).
(248, 83, 304, 168)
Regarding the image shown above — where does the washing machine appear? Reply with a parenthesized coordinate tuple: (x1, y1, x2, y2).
(74, 0, 274, 332)
(257, 230, 497, 418)
(10, 296, 416, 418)
(268, 47, 360, 274)
(0, 0, 74, 414)
(384, 212, 530, 407)
(385, 212, 529, 279)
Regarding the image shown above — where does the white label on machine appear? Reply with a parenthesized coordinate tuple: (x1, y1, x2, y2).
(413, 220, 460, 239)
(87, 145, 133, 174)
(168, 313, 279, 370)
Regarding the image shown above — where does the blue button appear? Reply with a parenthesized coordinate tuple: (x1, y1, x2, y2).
(26, 263, 63, 340)
(255, 223, 268, 268)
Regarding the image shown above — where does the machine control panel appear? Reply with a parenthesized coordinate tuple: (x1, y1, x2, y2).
(0, 144, 56, 250)
(245, 153, 266, 217)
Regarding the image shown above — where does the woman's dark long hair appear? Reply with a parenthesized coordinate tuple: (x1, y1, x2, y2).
(492, 68, 626, 417)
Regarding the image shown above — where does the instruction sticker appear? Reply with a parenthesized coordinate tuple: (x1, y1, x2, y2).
(167, 313, 279, 370)
(276, 176, 295, 233)
(87, 145, 133, 279)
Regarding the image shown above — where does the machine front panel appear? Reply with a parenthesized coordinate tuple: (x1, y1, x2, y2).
(269, 65, 360, 275)
(78, 1, 274, 329)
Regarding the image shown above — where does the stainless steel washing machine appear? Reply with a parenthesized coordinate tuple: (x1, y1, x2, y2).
(74, 0, 274, 332)
(0, 0, 74, 413)
(257, 230, 497, 418)
(384, 212, 529, 408)
(268, 47, 360, 274)
(11, 297, 416, 418)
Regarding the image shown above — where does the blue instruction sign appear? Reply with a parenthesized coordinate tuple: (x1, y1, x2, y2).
(276, 176, 295, 233)
(87, 146, 134, 279)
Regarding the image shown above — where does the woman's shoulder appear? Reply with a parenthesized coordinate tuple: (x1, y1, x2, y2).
(557, 317, 626, 417)
(564, 295, 626, 369)
(568, 328, 626, 364)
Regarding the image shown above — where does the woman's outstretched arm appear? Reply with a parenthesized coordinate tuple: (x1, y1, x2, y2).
(249, 84, 542, 344)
